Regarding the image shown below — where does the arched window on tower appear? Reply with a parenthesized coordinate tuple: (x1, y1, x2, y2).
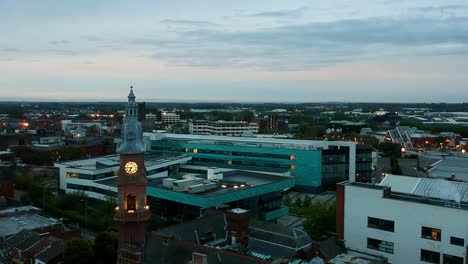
(127, 194, 136, 211)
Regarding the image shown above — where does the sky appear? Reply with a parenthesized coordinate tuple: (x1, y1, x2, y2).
(1, 0, 468, 103)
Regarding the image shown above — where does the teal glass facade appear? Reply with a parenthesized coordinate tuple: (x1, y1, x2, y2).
(150, 139, 323, 189)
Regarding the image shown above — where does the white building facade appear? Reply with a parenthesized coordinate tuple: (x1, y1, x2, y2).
(337, 175, 468, 264)
(189, 120, 258, 136)
(55, 154, 191, 200)
(161, 112, 180, 125)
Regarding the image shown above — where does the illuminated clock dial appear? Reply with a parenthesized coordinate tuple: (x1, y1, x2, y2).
(124, 161, 138, 175)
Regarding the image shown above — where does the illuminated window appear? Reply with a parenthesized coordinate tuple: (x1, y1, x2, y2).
(193, 149, 198, 154)
(290, 165, 296, 170)
(290, 155, 296, 160)
(66, 172, 79, 178)
(421, 226, 441, 241)
(228, 160, 232, 165)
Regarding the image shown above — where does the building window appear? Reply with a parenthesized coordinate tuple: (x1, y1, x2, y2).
(367, 217, 394, 232)
(193, 149, 198, 154)
(367, 238, 394, 254)
(66, 172, 79, 178)
(450, 236, 464, 246)
(421, 226, 441, 241)
(290, 164, 296, 170)
(290, 155, 296, 160)
(127, 194, 136, 211)
(443, 254, 464, 264)
(420, 249, 440, 263)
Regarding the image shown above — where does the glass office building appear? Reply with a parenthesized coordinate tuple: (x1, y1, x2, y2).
(146, 133, 361, 192)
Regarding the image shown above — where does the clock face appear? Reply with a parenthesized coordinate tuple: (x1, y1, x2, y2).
(124, 161, 138, 175)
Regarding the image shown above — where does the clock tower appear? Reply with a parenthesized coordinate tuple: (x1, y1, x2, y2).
(115, 86, 150, 264)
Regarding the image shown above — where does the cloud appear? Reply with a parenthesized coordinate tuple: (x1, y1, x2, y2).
(50, 40, 70, 45)
(160, 19, 219, 27)
(140, 16, 468, 70)
(248, 7, 308, 18)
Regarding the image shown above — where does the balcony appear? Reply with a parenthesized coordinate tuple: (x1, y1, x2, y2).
(114, 210, 151, 222)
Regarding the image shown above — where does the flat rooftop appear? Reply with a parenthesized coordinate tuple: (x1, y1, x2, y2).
(55, 153, 190, 171)
(145, 132, 357, 150)
(380, 174, 468, 203)
(99, 169, 294, 208)
(99, 170, 292, 197)
(0, 214, 58, 237)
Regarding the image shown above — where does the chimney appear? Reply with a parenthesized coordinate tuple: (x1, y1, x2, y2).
(192, 253, 208, 264)
(225, 208, 250, 247)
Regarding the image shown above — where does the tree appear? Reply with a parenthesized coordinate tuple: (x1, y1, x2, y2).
(94, 231, 118, 264)
(331, 112, 348, 121)
(294, 196, 303, 208)
(283, 195, 291, 207)
(59, 146, 82, 161)
(377, 142, 401, 159)
(303, 201, 336, 240)
(239, 111, 254, 122)
(303, 195, 312, 207)
(63, 239, 94, 264)
(391, 158, 403, 175)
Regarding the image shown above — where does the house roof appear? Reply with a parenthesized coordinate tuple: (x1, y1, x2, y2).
(35, 240, 66, 263)
(6, 229, 42, 251)
(145, 235, 269, 264)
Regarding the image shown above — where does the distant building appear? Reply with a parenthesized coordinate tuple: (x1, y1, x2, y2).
(138, 102, 146, 122)
(0, 162, 14, 199)
(145, 132, 362, 192)
(145, 113, 158, 120)
(189, 120, 258, 136)
(427, 156, 468, 182)
(160, 112, 180, 126)
(386, 126, 462, 149)
(258, 115, 287, 133)
(337, 175, 468, 264)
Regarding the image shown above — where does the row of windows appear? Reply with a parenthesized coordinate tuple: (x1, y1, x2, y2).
(421, 249, 463, 264)
(367, 217, 465, 247)
(66, 171, 116, 180)
(67, 183, 115, 196)
(188, 148, 293, 160)
(366, 238, 464, 263)
(191, 157, 291, 170)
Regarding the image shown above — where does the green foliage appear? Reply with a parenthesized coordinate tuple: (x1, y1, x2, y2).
(239, 111, 254, 122)
(302, 201, 336, 240)
(59, 146, 82, 161)
(391, 158, 403, 175)
(94, 231, 118, 264)
(63, 239, 94, 264)
(0, 105, 24, 119)
(377, 142, 401, 159)
(294, 196, 303, 207)
(297, 124, 325, 139)
(331, 112, 348, 121)
(367, 136, 380, 149)
(283, 195, 291, 207)
(13, 145, 52, 165)
(303, 195, 312, 207)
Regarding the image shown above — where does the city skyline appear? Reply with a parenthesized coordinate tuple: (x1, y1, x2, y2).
(1, 0, 468, 102)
